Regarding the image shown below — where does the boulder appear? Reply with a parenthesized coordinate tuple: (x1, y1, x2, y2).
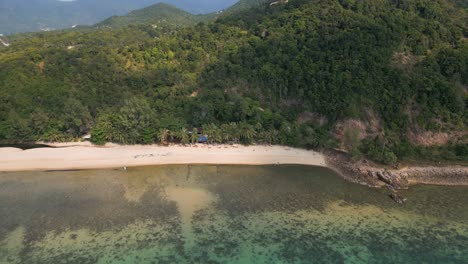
(389, 193, 407, 204)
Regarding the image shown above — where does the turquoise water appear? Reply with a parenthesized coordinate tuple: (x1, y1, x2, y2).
(0, 165, 467, 263)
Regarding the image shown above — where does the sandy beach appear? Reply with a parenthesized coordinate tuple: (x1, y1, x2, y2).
(1, 143, 466, 188)
(0, 143, 326, 172)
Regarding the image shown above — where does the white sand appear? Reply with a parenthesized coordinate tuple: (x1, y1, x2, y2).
(0, 144, 326, 172)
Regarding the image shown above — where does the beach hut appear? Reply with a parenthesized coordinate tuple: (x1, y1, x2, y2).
(198, 135, 208, 143)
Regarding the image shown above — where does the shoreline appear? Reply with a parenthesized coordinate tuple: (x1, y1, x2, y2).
(0, 143, 327, 172)
(0, 143, 467, 188)
(325, 150, 468, 188)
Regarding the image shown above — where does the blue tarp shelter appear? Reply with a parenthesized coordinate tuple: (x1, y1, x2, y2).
(198, 135, 208, 143)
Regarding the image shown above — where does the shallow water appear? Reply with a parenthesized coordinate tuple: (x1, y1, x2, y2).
(0, 165, 467, 264)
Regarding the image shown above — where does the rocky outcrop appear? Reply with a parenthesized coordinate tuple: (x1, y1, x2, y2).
(404, 166, 468, 186)
(324, 150, 468, 189)
(389, 193, 407, 204)
(374, 170, 409, 189)
(324, 150, 384, 187)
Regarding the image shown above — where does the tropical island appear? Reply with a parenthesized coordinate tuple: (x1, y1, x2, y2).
(1, 1, 468, 263)
(0, 0, 467, 188)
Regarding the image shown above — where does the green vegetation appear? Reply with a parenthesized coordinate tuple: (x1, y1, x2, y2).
(94, 0, 270, 29)
(0, 0, 466, 165)
(95, 3, 208, 28)
(452, 0, 468, 8)
(0, 0, 240, 34)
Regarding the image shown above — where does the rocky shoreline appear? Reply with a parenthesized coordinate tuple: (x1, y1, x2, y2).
(1, 142, 466, 191)
(324, 150, 468, 189)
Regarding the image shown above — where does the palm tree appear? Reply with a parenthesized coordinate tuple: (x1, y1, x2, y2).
(100, 119, 113, 130)
(229, 122, 240, 143)
(158, 128, 170, 144)
(113, 130, 126, 144)
(259, 130, 276, 145)
(191, 128, 198, 144)
(43, 129, 64, 142)
(270, 129, 279, 144)
(100, 119, 114, 141)
(257, 131, 268, 144)
(255, 122, 263, 133)
(239, 122, 256, 143)
(173, 129, 181, 141)
(212, 127, 222, 144)
(179, 128, 189, 145)
(220, 124, 232, 143)
(141, 128, 155, 144)
(202, 123, 217, 144)
(96, 114, 114, 141)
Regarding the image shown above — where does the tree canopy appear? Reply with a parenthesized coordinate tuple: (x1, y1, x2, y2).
(0, 0, 466, 164)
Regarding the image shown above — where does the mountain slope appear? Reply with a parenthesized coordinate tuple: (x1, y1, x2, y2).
(95, 0, 270, 29)
(162, 0, 239, 14)
(96, 3, 204, 28)
(0, 0, 239, 34)
(0, 0, 466, 163)
(222, 0, 271, 14)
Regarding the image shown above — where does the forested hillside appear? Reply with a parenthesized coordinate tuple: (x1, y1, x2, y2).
(0, 0, 238, 34)
(94, 0, 269, 29)
(452, 0, 468, 8)
(0, 0, 467, 164)
(96, 3, 206, 28)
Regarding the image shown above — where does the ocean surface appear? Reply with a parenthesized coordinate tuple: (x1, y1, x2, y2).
(0, 165, 467, 264)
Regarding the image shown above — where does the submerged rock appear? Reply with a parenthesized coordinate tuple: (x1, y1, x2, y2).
(376, 170, 409, 189)
(389, 193, 407, 204)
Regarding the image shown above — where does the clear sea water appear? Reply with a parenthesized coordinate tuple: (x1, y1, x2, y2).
(0, 165, 467, 263)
